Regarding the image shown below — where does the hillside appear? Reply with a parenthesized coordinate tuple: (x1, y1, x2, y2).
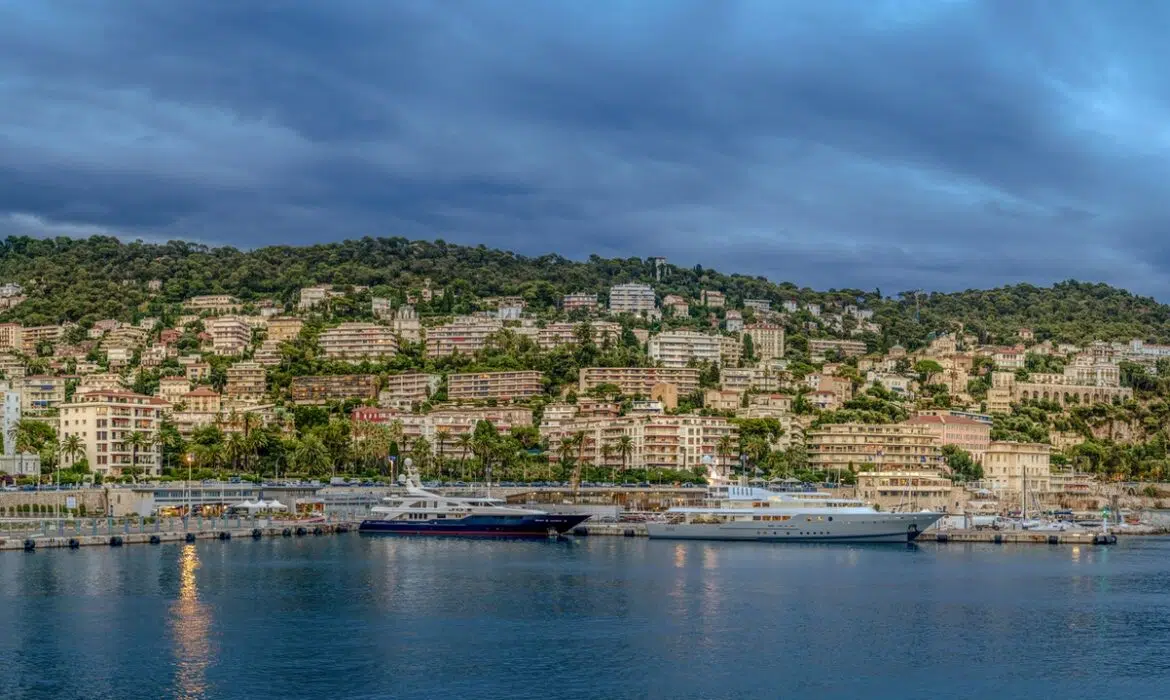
(2, 235, 1168, 347)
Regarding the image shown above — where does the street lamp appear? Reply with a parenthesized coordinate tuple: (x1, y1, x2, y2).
(185, 452, 194, 518)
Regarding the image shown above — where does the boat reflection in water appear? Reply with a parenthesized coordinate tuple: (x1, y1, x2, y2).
(169, 545, 213, 700)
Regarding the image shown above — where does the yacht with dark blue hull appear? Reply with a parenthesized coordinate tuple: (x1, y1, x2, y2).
(359, 468, 589, 537)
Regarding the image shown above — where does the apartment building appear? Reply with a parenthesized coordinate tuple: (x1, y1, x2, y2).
(744, 299, 772, 313)
(0, 352, 25, 380)
(181, 387, 222, 413)
(579, 367, 701, 396)
(608, 283, 658, 317)
(807, 423, 943, 473)
(425, 319, 503, 357)
(206, 316, 252, 356)
(648, 330, 722, 368)
(720, 335, 742, 366)
(225, 361, 267, 401)
(562, 293, 599, 311)
(298, 284, 341, 311)
(982, 441, 1051, 495)
(372, 297, 394, 319)
(700, 290, 725, 308)
(157, 376, 191, 405)
(58, 390, 167, 476)
(541, 414, 737, 471)
(185, 362, 212, 383)
(0, 323, 22, 352)
(20, 375, 72, 415)
(536, 321, 621, 350)
(992, 371, 1133, 407)
(744, 323, 785, 361)
(904, 414, 991, 458)
(808, 338, 867, 360)
(725, 310, 744, 333)
(447, 371, 543, 402)
(856, 471, 956, 512)
(990, 346, 1026, 370)
(704, 389, 741, 412)
(388, 305, 422, 342)
(184, 295, 240, 314)
(290, 375, 378, 404)
(352, 405, 532, 453)
(378, 372, 441, 408)
(20, 325, 63, 353)
(319, 322, 398, 361)
(662, 294, 689, 317)
(266, 316, 304, 343)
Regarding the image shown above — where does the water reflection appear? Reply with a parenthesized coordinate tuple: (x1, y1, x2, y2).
(170, 545, 213, 700)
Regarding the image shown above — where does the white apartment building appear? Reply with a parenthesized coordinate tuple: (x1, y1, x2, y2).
(579, 367, 701, 395)
(425, 319, 503, 357)
(608, 283, 658, 317)
(536, 322, 622, 350)
(378, 372, 441, 408)
(207, 316, 252, 355)
(648, 330, 722, 368)
(541, 414, 737, 471)
(58, 390, 167, 476)
(319, 323, 398, 361)
(745, 323, 786, 361)
(184, 295, 241, 314)
(225, 362, 267, 401)
(447, 371, 544, 402)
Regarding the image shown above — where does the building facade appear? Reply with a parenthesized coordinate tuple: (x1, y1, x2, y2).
(290, 375, 378, 403)
(447, 371, 543, 402)
(608, 283, 658, 317)
(579, 367, 701, 396)
(319, 323, 399, 361)
(58, 390, 167, 476)
(807, 423, 944, 473)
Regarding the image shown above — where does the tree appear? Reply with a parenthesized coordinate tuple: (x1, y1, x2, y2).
(291, 435, 331, 477)
(456, 432, 473, 481)
(616, 435, 634, 479)
(716, 434, 736, 475)
(434, 428, 451, 478)
(941, 444, 983, 482)
(914, 359, 944, 386)
(125, 431, 152, 477)
(59, 434, 85, 469)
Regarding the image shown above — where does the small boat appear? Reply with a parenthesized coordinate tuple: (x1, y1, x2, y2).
(359, 465, 588, 538)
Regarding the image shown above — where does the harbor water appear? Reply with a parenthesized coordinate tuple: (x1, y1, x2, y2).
(2, 535, 1170, 699)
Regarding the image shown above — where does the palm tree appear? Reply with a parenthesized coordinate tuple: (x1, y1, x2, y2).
(456, 432, 473, 481)
(557, 436, 575, 481)
(125, 431, 152, 479)
(717, 434, 736, 477)
(411, 436, 433, 478)
(434, 428, 451, 479)
(601, 443, 615, 484)
(616, 435, 634, 482)
(225, 432, 247, 472)
(291, 435, 331, 477)
(572, 430, 588, 479)
(60, 434, 85, 469)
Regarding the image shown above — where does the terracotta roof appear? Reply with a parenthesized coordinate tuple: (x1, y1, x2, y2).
(184, 387, 220, 398)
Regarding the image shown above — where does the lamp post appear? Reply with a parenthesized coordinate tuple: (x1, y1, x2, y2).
(185, 452, 194, 519)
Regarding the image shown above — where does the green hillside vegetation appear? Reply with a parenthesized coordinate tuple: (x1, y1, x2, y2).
(4, 236, 1170, 350)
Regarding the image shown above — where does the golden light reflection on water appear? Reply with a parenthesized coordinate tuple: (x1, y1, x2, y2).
(170, 545, 212, 700)
(1071, 546, 1081, 562)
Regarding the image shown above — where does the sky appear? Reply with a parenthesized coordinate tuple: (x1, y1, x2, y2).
(3, 0, 1170, 298)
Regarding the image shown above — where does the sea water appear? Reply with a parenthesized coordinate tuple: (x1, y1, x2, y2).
(1, 535, 1168, 699)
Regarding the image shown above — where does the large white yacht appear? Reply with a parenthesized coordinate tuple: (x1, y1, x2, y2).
(645, 464, 943, 543)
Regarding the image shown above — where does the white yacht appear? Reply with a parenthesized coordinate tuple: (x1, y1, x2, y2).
(646, 465, 943, 543)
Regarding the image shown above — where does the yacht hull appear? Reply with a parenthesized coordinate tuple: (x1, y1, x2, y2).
(359, 514, 589, 537)
(645, 512, 942, 543)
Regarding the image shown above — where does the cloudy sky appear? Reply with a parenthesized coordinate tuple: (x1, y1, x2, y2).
(3, 1, 1169, 297)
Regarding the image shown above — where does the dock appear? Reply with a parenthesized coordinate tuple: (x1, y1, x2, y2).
(0, 519, 355, 551)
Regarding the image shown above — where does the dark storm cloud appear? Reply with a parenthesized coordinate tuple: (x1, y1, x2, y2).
(3, 0, 1170, 297)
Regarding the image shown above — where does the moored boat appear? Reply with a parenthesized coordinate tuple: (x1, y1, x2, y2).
(359, 464, 588, 537)
(645, 464, 942, 543)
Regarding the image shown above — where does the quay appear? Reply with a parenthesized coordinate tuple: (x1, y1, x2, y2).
(0, 518, 356, 551)
(570, 522, 1120, 545)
